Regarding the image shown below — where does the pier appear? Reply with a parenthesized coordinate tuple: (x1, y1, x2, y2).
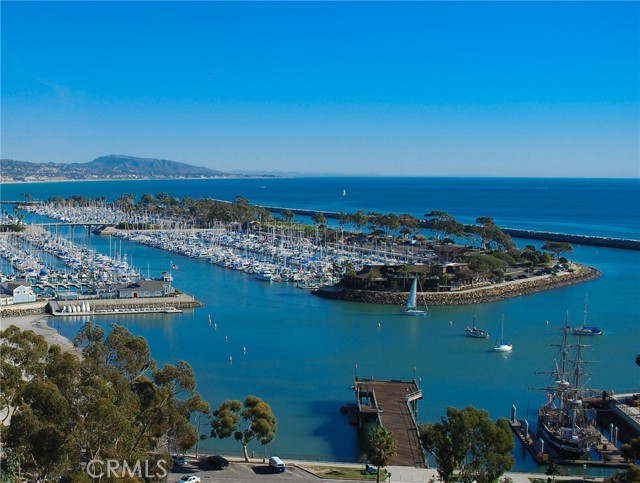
(349, 377, 425, 467)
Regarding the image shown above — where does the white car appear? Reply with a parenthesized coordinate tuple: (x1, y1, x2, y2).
(178, 476, 200, 483)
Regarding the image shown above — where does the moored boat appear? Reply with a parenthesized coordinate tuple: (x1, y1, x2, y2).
(535, 315, 600, 458)
(465, 316, 489, 338)
(570, 294, 603, 336)
(493, 314, 512, 352)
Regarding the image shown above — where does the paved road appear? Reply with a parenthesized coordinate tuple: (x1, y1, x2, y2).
(170, 458, 328, 483)
(171, 456, 604, 483)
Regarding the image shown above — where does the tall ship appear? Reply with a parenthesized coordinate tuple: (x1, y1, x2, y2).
(535, 315, 600, 458)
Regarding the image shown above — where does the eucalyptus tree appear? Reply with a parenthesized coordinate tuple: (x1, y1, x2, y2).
(311, 211, 327, 227)
(475, 217, 515, 252)
(541, 241, 574, 260)
(279, 209, 295, 224)
(425, 211, 464, 241)
(210, 395, 277, 461)
(398, 213, 421, 240)
(1, 322, 208, 480)
(419, 406, 514, 483)
(0, 325, 49, 424)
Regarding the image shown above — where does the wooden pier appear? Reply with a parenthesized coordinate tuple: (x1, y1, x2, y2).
(350, 377, 425, 467)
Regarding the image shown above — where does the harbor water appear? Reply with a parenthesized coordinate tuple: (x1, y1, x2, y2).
(1, 177, 639, 474)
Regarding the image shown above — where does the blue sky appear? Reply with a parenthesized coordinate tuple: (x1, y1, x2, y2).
(1, 1, 638, 177)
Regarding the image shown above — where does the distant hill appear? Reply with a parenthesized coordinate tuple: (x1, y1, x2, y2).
(0, 155, 236, 181)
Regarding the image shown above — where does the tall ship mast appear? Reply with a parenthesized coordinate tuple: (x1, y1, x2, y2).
(535, 313, 600, 458)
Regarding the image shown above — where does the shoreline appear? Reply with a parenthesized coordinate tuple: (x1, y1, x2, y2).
(0, 312, 77, 353)
(313, 263, 601, 306)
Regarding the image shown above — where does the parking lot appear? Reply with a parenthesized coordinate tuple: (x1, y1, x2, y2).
(170, 457, 332, 483)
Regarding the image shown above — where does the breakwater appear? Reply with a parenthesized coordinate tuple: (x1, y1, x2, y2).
(230, 201, 639, 251)
(501, 228, 640, 251)
(313, 264, 601, 306)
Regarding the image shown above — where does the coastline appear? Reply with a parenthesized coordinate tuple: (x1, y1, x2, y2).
(313, 263, 601, 306)
(0, 312, 77, 353)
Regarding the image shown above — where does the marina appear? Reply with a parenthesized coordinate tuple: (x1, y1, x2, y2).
(0, 178, 638, 474)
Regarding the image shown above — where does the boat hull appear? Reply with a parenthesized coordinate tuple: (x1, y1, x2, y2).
(400, 309, 426, 316)
(536, 421, 595, 459)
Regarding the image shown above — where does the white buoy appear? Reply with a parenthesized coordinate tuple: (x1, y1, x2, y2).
(243, 346, 247, 354)
(229, 356, 233, 363)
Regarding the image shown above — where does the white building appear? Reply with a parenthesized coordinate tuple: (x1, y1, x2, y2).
(0, 281, 37, 304)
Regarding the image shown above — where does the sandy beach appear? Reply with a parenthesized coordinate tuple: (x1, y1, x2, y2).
(1, 314, 77, 353)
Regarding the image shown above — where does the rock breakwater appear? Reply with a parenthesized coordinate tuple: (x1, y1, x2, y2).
(313, 264, 601, 306)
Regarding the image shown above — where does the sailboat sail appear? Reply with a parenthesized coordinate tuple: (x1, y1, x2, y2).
(400, 275, 427, 316)
(407, 277, 418, 309)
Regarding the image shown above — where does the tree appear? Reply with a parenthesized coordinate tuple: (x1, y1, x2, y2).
(419, 406, 515, 483)
(425, 211, 464, 241)
(604, 465, 640, 483)
(541, 241, 574, 260)
(365, 425, 397, 483)
(545, 462, 561, 481)
(210, 395, 277, 462)
(620, 437, 640, 463)
(311, 211, 327, 227)
(0, 325, 49, 423)
(279, 209, 295, 224)
(1, 323, 207, 481)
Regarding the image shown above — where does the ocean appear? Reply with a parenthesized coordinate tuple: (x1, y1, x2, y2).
(1, 177, 639, 475)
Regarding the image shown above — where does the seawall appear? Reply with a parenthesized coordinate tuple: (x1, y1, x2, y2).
(313, 264, 601, 306)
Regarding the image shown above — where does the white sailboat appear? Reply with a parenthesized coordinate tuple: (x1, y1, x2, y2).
(571, 294, 604, 336)
(494, 314, 512, 352)
(400, 275, 427, 316)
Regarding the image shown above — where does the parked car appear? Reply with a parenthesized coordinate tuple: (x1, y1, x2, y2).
(171, 455, 186, 467)
(178, 476, 200, 483)
(206, 455, 229, 470)
(269, 456, 286, 473)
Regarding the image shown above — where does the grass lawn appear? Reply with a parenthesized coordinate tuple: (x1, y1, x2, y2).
(301, 465, 388, 481)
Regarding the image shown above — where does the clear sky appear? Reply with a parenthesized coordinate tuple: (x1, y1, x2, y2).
(1, 1, 638, 177)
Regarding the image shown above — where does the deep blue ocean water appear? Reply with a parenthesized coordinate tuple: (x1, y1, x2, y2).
(1, 177, 639, 475)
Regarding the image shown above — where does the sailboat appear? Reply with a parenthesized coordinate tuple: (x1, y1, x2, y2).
(493, 314, 512, 352)
(465, 315, 489, 338)
(571, 294, 603, 336)
(400, 275, 427, 316)
(535, 315, 600, 457)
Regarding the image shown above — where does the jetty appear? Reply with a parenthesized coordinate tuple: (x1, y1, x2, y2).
(347, 377, 425, 467)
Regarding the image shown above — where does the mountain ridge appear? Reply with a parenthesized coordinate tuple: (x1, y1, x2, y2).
(0, 155, 239, 181)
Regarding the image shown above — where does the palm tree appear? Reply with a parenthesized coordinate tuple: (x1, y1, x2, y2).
(365, 425, 397, 483)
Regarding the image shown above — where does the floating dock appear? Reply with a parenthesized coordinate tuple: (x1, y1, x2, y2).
(348, 377, 425, 467)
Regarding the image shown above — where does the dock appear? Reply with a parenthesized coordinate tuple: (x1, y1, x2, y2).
(509, 418, 628, 469)
(350, 377, 425, 467)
